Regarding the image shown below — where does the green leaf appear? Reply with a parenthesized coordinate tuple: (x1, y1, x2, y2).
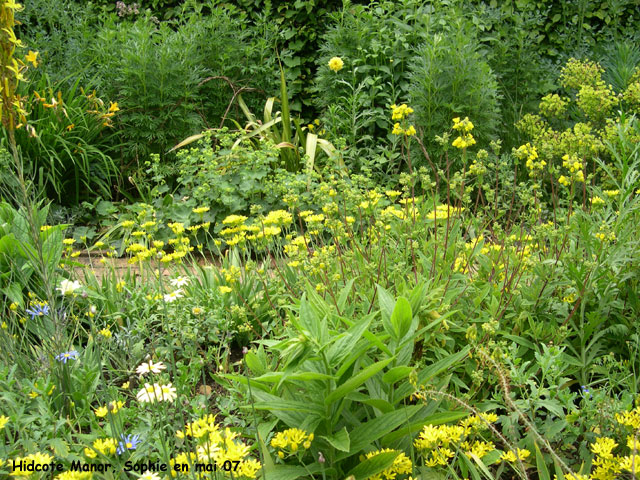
(381, 411, 469, 443)
(535, 442, 550, 480)
(377, 284, 397, 339)
(420, 346, 470, 383)
(382, 366, 414, 384)
(263, 464, 322, 480)
(320, 427, 350, 452)
(349, 405, 424, 453)
(390, 296, 412, 340)
(347, 451, 398, 480)
(324, 357, 393, 406)
(245, 351, 266, 375)
(337, 279, 355, 312)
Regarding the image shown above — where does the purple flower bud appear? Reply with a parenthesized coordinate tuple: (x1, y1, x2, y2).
(318, 452, 325, 464)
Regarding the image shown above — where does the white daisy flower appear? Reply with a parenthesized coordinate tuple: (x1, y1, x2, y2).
(170, 276, 189, 288)
(136, 360, 166, 376)
(163, 289, 184, 303)
(57, 279, 82, 296)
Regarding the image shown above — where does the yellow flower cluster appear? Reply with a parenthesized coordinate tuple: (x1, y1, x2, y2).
(171, 416, 261, 478)
(414, 414, 502, 468)
(55, 471, 92, 480)
(451, 117, 476, 149)
(364, 448, 412, 480)
(176, 414, 219, 439)
(84, 438, 118, 458)
(270, 428, 313, 457)
(499, 448, 531, 463)
(515, 143, 546, 177)
(391, 104, 414, 121)
(10, 452, 54, 476)
(218, 211, 293, 248)
(616, 406, 640, 430)
(558, 154, 585, 187)
(391, 104, 416, 136)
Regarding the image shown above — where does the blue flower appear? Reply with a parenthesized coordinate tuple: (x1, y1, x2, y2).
(117, 434, 141, 455)
(55, 350, 79, 363)
(25, 303, 50, 320)
(581, 385, 592, 397)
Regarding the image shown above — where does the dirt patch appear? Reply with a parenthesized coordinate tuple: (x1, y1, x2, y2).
(70, 252, 222, 281)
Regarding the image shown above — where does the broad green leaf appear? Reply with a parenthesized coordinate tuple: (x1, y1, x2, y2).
(381, 411, 469, 443)
(349, 405, 424, 453)
(337, 279, 355, 312)
(390, 296, 412, 340)
(382, 366, 414, 384)
(328, 313, 373, 366)
(244, 351, 266, 375)
(324, 357, 393, 406)
(320, 427, 350, 452)
(377, 284, 396, 338)
(347, 451, 398, 480)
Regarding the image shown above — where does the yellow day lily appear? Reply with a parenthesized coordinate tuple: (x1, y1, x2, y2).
(25, 50, 38, 67)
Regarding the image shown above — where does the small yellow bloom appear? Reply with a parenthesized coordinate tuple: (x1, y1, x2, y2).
(108, 102, 119, 113)
(328, 56, 344, 72)
(25, 50, 38, 67)
(219, 286, 233, 294)
(95, 406, 108, 417)
(98, 328, 112, 339)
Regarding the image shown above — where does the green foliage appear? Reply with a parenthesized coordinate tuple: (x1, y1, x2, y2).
(224, 286, 468, 479)
(235, 0, 345, 113)
(408, 20, 501, 157)
(2, 75, 119, 204)
(143, 129, 284, 227)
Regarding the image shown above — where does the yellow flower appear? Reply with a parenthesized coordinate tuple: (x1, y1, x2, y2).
(452, 116, 474, 132)
(25, 50, 38, 67)
(452, 134, 476, 149)
(500, 448, 530, 463)
(94, 406, 108, 417)
(98, 328, 112, 339)
(121, 220, 135, 229)
(108, 102, 119, 113)
(29, 391, 38, 399)
(63, 238, 75, 245)
(328, 56, 344, 72)
(222, 214, 247, 226)
(0, 415, 8, 430)
(193, 206, 210, 214)
(591, 437, 617, 459)
(392, 123, 404, 135)
(219, 286, 232, 294)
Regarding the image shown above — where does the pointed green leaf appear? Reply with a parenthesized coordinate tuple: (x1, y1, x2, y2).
(324, 357, 393, 406)
(390, 296, 412, 340)
(320, 427, 350, 452)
